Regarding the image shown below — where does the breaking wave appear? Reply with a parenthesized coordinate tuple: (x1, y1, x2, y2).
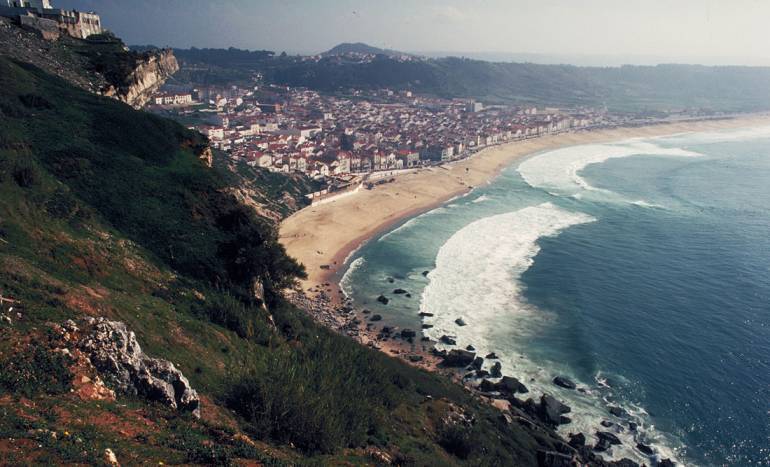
(419, 202, 685, 464)
(339, 257, 365, 296)
(421, 202, 595, 344)
(517, 141, 702, 200)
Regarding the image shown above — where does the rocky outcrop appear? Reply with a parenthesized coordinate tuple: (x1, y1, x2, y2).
(103, 48, 179, 108)
(197, 145, 213, 168)
(538, 395, 572, 427)
(67, 317, 200, 417)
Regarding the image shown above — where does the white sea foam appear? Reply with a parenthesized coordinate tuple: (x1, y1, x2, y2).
(339, 257, 365, 296)
(421, 203, 595, 343)
(631, 199, 665, 209)
(419, 203, 685, 464)
(472, 194, 490, 203)
(517, 141, 702, 199)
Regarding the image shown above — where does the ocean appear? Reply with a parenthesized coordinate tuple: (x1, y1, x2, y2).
(340, 125, 770, 466)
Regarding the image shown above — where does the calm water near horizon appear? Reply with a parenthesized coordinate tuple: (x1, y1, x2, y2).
(341, 126, 770, 466)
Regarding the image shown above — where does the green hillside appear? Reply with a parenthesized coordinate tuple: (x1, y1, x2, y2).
(0, 56, 584, 465)
(172, 46, 770, 112)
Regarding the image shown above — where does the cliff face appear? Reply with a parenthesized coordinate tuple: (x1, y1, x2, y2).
(0, 19, 178, 109)
(104, 49, 179, 108)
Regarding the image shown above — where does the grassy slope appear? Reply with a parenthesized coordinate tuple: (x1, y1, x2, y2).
(0, 57, 570, 465)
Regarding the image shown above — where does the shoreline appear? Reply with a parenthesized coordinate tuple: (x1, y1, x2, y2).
(280, 113, 770, 369)
(280, 114, 770, 464)
(280, 114, 770, 301)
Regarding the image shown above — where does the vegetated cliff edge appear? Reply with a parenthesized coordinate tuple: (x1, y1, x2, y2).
(0, 54, 553, 466)
(0, 49, 650, 465)
(0, 16, 177, 108)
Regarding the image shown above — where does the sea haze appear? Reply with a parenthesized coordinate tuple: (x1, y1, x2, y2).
(341, 125, 770, 466)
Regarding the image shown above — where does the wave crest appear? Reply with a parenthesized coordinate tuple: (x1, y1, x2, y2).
(517, 141, 702, 199)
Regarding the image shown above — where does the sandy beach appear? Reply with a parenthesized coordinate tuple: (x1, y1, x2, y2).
(280, 115, 770, 299)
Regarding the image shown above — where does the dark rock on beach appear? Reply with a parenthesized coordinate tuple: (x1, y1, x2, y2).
(594, 437, 611, 452)
(442, 349, 476, 367)
(601, 420, 614, 428)
(455, 317, 467, 326)
(400, 329, 416, 338)
(568, 432, 586, 448)
(439, 335, 456, 345)
(471, 356, 484, 370)
(422, 270, 430, 277)
(636, 442, 654, 456)
(539, 395, 571, 427)
(387, 277, 395, 283)
(419, 312, 434, 317)
(370, 314, 382, 321)
(498, 376, 528, 394)
(609, 406, 626, 417)
(431, 348, 447, 357)
(421, 323, 433, 329)
(490, 361, 502, 378)
(596, 431, 621, 445)
(393, 288, 408, 294)
(485, 352, 498, 359)
(553, 376, 576, 390)
(376, 294, 389, 304)
(659, 459, 675, 467)
(479, 379, 497, 392)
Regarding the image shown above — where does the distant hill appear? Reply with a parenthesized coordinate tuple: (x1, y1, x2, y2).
(322, 42, 411, 57)
(265, 56, 770, 112)
(171, 45, 770, 113)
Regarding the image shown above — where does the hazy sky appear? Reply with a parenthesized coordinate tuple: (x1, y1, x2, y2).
(57, 0, 770, 65)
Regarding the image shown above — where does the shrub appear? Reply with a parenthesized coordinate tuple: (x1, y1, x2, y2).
(437, 423, 479, 460)
(0, 346, 72, 397)
(192, 291, 271, 344)
(12, 161, 37, 188)
(226, 343, 388, 454)
(18, 93, 52, 110)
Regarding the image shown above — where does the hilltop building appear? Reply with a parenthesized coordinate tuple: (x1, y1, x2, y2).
(1, 0, 102, 39)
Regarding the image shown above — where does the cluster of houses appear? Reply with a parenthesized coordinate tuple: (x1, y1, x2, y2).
(153, 83, 605, 180)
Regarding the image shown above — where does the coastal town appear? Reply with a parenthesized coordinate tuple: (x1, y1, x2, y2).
(148, 81, 618, 200)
